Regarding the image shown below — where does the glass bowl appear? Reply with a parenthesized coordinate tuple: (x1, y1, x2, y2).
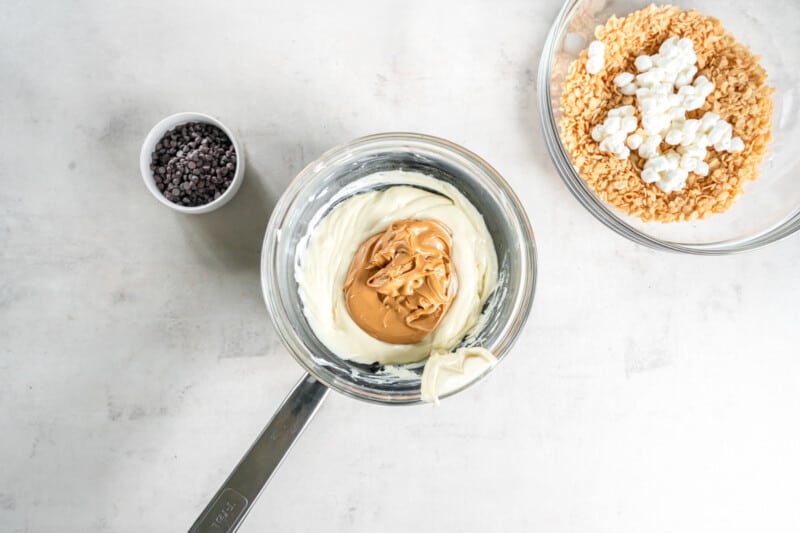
(538, 0, 800, 254)
(261, 133, 537, 404)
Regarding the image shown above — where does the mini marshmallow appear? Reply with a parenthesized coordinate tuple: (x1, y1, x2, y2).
(621, 116, 638, 133)
(663, 168, 689, 191)
(714, 137, 732, 152)
(604, 116, 622, 133)
(695, 161, 709, 176)
(659, 57, 681, 75)
(697, 83, 714, 98)
(636, 70, 663, 87)
(588, 40, 605, 57)
(669, 107, 685, 120)
(634, 55, 654, 72)
(638, 97, 658, 114)
(586, 55, 604, 74)
(626, 134, 643, 150)
(684, 97, 705, 111)
(680, 154, 699, 172)
(708, 121, 729, 144)
(693, 75, 711, 87)
(614, 72, 635, 87)
(667, 168, 689, 182)
(613, 105, 636, 116)
(683, 119, 701, 135)
(639, 148, 659, 160)
(638, 135, 662, 158)
(665, 129, 683, 145)
(641, 168, 660, 183)
(694, 76, 715, 97)
(641, 115, 663, 135)
(620, 83, 637, 95)
(656, 97, 672, 113)
(729, 137, 745, 152)
(674, 72, 692, 87)
(659, 37, 679, 54)
(680, 144, 705, 159)
(665, 151, 681, 166)
(638, 143, 658, 159)
(652, 84, 671, 96)
(700, 112, 720, 132)
(646, 155, 670, 172)
(645, 134, 663, 147)
(608, 131, 627, 147)
(679, 131, 696, 147)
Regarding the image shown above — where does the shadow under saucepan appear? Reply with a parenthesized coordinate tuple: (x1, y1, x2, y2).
(176, 165, 276, 276)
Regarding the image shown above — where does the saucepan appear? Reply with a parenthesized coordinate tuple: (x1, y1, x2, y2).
(189, 133, 537, 532)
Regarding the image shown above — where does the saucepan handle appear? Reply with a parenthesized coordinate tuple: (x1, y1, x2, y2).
(188, 373, 329, 533)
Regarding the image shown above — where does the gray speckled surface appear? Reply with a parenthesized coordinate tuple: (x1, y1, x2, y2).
(2, 1, 799, 532)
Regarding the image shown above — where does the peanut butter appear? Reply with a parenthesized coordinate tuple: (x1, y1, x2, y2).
(343, 219, 458, 344)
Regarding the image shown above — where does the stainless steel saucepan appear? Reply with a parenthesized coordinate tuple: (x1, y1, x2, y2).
(189, 133, 537, 532)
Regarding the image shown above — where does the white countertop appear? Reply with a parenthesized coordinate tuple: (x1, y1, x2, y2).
(3, 1, 800, 532)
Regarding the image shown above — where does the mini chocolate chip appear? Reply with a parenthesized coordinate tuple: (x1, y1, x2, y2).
(149, 121, 236, 207)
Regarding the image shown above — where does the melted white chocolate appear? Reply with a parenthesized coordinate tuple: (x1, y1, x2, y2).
(296, 171, 498, 401)
(421, 347, 497, 404)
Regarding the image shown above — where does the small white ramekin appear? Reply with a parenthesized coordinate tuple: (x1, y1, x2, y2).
(139, 112, 245, 214)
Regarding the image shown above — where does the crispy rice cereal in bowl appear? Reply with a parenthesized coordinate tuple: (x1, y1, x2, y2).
(560, 4, 774, 223)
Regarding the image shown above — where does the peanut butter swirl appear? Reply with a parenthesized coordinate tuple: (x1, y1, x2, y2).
(343, 219, 458, 344)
